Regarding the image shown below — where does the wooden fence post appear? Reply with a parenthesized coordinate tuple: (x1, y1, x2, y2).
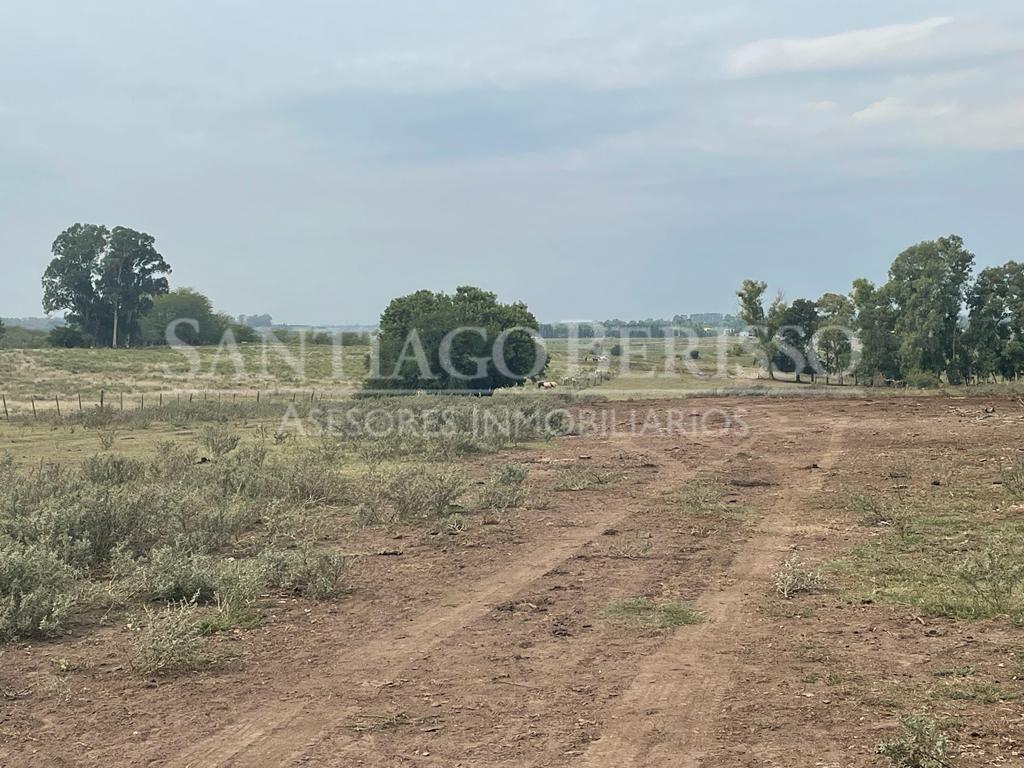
(2, 394, 8, 420)
(100, 390, 105, 409)
(120, 392, 124, 411)
(31, 397, 37, 418)
(78, 393, 83, 412)
(55, 396, 61, 417)
(140, 394, 144, 410)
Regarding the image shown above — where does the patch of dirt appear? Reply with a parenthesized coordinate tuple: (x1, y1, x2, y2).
(3, 396, 1023, 766)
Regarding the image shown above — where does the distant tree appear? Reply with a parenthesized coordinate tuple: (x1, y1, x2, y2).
(886, 235, 974, 383)
(0, 318, 5, 344)
(98, 227, 171, 347)
(140, 288, 230, 346)
(965, 261, 1024, 382)
(42, 223, 110, 344)
(48, 326, 88, 348)
(231, 323, 259, 344)
(773, 298, 819, 383)
(0, 326, 49, 349)
(736, 279, 785, 379)
(369, 286, 546, 392)
(238, 314, 273, 328)
(42, 223, 171, 347)
(850, 278, 899, 385)
(815, 292, 855, 384)
(340, 331, 371, 346)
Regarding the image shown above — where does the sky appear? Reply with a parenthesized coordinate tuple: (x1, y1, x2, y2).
(1, 1, 1023, 324)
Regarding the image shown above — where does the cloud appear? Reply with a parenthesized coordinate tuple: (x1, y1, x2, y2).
(727, 17, 955, 76)
(852, 96, 955, 124)
(850, 97, 1024, 150)
(326, 3, 738, 93)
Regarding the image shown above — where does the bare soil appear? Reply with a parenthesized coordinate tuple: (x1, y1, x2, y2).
(2, 396, 1023, 766)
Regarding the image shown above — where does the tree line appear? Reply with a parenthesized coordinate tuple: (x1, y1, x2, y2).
(538, 315, 745, 339)
(737, 234, 1024, 386)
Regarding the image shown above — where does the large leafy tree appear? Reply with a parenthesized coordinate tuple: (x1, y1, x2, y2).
(736, 279, 785, 379)
(886, 235, 974, 382)
(850, 278, 899, 384)
(773, 298, 819, 382)
(965, 265, 1011, 382)
(369, 285, 547, 393)
(139, 288, 232, 346)
(41, 224, 171, 347)
(98, 227, 171, 347)
(965, 261, 1024, 382)
(815, 292, 855, 384)
(42, 224, 110, 343)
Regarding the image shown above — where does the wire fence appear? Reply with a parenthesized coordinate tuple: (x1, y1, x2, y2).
(0, 388, 337, 420)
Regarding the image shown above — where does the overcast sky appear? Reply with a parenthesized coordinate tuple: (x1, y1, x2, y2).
(2, 2, 1022, 324)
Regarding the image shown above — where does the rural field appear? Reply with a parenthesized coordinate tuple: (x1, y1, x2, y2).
(0, 335, 856, 419)
(1, 367, 1023, 766)
(5, 2, 1023, 765)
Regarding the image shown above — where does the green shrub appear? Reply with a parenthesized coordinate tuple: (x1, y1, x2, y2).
(357, 464, 467, 524)
(47, 326, 88, 348)
(956, 542, 1024, 621)
(260, 457, 348, 507)
(477, 463, 529, 511)
(0, 538, 79, 639)
(11, 486, 162, 568)
(554, 466, 615, 492)
(1001, 460, 1024, 501)
(82, 454, 145, 486)
(904, 369, 941, 389)
(198, 425, 241, 457)
(773, 557, 826, 599)
(213, 558, 269, 619)
(147, 442, 200, 481)
(97, 428, 119, 451)
(116, 545, 217, 604)
(876, 712, 949, 768)
(126, 600, 207, 674)
(211, 443, 268, 496)
(259, 547, 347, 599)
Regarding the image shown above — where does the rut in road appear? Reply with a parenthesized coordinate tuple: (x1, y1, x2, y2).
(168, 436, 753, 768)
(576, 420, 847, 768)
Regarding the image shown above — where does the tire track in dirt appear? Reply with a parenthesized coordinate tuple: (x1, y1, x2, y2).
(575, 419, 848, 768)
(168, 435, 753, 768)
(169, 523, 613, 767)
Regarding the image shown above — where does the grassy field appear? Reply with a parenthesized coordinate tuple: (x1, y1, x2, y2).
(0, 343, 372, 410)
(0, 336, 849, 416)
